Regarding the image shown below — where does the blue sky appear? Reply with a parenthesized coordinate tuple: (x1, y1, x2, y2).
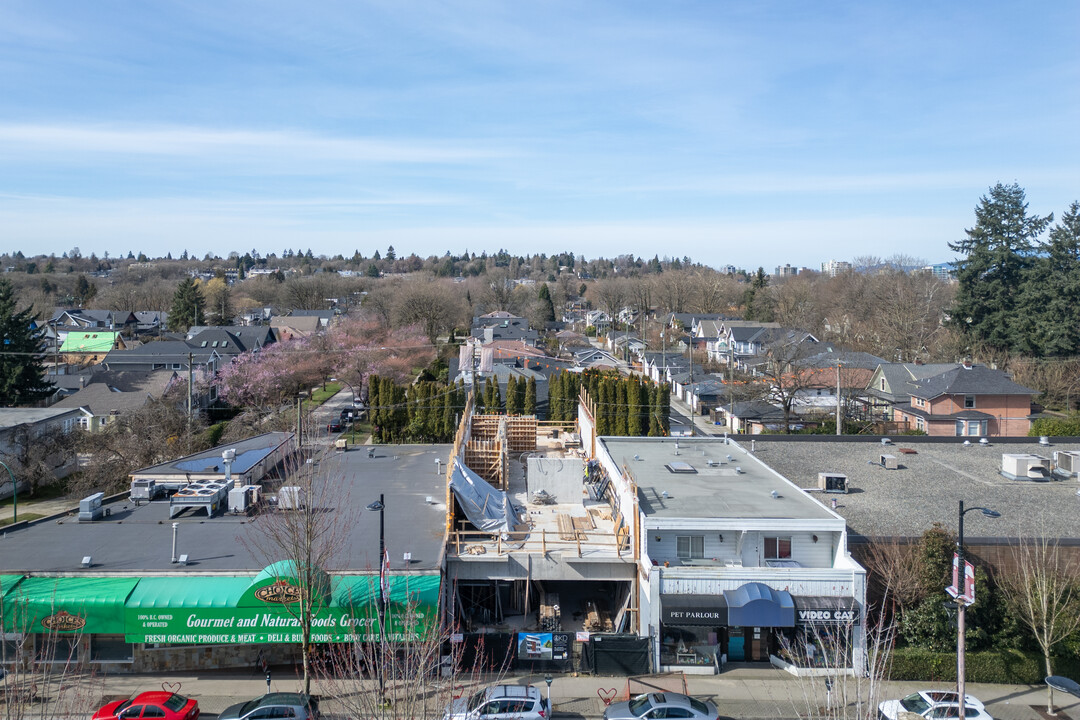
(1, 1, 1077, 269)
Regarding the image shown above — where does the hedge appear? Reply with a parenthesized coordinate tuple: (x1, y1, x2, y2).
(889, 648, 1080, 684)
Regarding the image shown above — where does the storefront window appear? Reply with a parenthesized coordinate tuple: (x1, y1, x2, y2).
(779, 625, 852, 668)
(37, 635, 80, 664)
(659, 625, 717, 667)
(92, 634, 134, 662)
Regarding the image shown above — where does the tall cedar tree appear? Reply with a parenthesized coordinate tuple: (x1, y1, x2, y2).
(524, 377, 537, 417)
(627, 377, 643, 436)
(0, 279, 53, 405)
(513, 374, 527, 414)
(949, 183, 1053, 354)
(614, 381, 628, 435)
(505, 376, 520, 415)
(1016, 201, 1080, 356)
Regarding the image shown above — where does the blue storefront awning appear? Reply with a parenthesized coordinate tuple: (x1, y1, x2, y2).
(723, 582, 795, 628)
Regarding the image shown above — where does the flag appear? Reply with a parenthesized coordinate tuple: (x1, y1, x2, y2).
(380, 548, 390, 604)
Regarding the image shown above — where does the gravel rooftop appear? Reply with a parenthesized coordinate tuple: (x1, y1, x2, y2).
(743, 436, 1080, 541)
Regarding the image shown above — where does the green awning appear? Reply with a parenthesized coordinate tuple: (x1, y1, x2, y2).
(126, 576, 250, 608)
(3, 577, 138, 634)
(0, 574, 25, 598)
(333, 574, 441, 609)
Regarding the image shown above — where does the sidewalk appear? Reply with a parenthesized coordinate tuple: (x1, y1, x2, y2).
(87, 667, 1077, 719)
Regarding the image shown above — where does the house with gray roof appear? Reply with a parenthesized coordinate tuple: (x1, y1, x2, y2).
(882, 361, 1037, 437)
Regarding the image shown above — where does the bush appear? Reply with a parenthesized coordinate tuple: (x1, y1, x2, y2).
(1029, 415, 1080, 437)
(889, 648, 1080, 684)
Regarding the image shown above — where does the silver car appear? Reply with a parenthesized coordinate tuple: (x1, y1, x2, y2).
(603, 692, 718, 720)
(443, 684, 549, 720)
(218, 693, 320, 720)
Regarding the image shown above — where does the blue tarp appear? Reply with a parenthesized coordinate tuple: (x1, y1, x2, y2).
(449, 459, 517, 537)
(724, 582, 795, 627)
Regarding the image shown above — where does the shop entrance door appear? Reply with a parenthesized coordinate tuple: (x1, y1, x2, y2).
(727, 628, 745, 661)
(750, 627, 767, 661)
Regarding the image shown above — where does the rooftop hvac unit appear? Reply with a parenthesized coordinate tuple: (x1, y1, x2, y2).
(1053, 450, 1080, 477)
(278, 486, 305, 510)
(129, 478, 161, 504)
(78, 492, 105, 521)
(229, 485, 261, 514)
(880, 454, 899, 470)
(818, 472, 848, 494)
(1001, 453, 1050, 481)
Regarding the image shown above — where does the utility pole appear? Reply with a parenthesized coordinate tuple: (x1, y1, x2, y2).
(835, 361, 842, 436)
(187, 352, 194, 417)
(729, 341, 735, 433)
(688, 330, 695, 437)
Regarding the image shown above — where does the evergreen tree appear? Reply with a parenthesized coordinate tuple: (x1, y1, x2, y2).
(627, 378, 643, 436)
(505, 376, 520, 415)
(647, 383, 661, 437)
(524, 377, 537, 417)
(950, 183, 1052, 354)
(1017, 201, 1080, 356)
(167, 277, 206, 331)
(595, 381, 610, 435)
(441, 390, 454, 440)
(513, 374, 526, 414)
(614, 381, 628, 435)
(657, 385, 670, 435)
(74, 274, 97, 306)
(0, 280, 53, 406)
(537, 283, 556, 323)
(742, 268, 774, 321)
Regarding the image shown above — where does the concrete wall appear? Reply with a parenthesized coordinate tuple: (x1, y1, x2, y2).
(527, 457, 584, 504)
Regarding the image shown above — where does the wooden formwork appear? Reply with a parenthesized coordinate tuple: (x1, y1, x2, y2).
(505, 416, 537, 452)
(464, 438, 506, 488)
(470, 414, 502, 441)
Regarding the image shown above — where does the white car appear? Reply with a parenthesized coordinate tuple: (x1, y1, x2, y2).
(879, 691, 990, 720)
(443, 685, 549, 720)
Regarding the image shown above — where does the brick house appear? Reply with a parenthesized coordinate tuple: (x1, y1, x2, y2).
(887, 361, 1037, 437)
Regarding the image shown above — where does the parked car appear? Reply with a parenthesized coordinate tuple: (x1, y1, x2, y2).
(878, 691, 990, 720)
(327, 420, 344, 433)
(443, 684, 548, 720)
(93, 692, 199, 720)
(218, 693, 320, 720)
(603, 692, 718, 720)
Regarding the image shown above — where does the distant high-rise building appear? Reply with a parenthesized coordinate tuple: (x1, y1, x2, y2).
(775, 264, 799, 278)
(821, 260, 853, 277)
(921, 262, 957, 281)
(719, 264, 738, 275)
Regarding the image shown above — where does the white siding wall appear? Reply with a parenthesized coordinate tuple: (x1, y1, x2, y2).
(647, 530, 838, 569)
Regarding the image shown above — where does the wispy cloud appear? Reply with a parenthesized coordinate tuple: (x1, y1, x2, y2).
(0, 124, 512, 164)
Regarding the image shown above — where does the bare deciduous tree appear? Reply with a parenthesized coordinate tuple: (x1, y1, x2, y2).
(996, 532, 1080, 714)
(245, 450, 355, 695)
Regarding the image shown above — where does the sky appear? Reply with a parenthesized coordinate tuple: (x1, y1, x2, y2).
(0, 2, 1077, 270)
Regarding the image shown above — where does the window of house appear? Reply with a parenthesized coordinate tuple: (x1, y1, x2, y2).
(916, 417, 925, 431)
(764, 536, 792, 559)
(964, 395, 976, 409)
(880, 378, 886, 390)
(676, 536, 704, 560)
(171, 364, 181, 370)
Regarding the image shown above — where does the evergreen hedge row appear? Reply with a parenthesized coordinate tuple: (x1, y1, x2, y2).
(889, 648, 1080, 684)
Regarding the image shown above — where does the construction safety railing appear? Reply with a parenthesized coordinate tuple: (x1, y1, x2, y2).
(448, 528, 631, 560)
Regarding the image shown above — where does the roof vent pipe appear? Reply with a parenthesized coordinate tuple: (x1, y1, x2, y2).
(171, 522, 179, 564)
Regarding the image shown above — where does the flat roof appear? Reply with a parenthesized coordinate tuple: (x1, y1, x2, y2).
(746, 437, 1080, 540)
(0, 444, 449, 575)
(599, 437, 838, 523)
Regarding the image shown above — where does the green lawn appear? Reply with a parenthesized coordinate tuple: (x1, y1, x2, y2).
(0, 513, 45, 527)
(303, 382, 342, 412)
(0, 479, 69, 509)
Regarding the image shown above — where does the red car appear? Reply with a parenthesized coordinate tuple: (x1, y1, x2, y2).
(93, 692, 199, 720)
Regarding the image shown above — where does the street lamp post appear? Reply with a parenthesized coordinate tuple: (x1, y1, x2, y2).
(956, 500, 1000, 720)
(367, 495, 387, 702)
(0, 460, 16, 524)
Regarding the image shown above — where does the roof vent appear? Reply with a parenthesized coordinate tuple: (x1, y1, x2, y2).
(979, 437, 989, 446)
(770, 490, 779, 499)
(1039, 436, 1050, 446)
(661, 490, 669, 499)
(963, 440, 971, 446)
(81, 556, 93, 568)
(735, 466, 743, 474)
(881, 438, 892, 445)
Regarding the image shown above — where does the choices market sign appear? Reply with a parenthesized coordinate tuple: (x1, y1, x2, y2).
(124, 607, 391, 645)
